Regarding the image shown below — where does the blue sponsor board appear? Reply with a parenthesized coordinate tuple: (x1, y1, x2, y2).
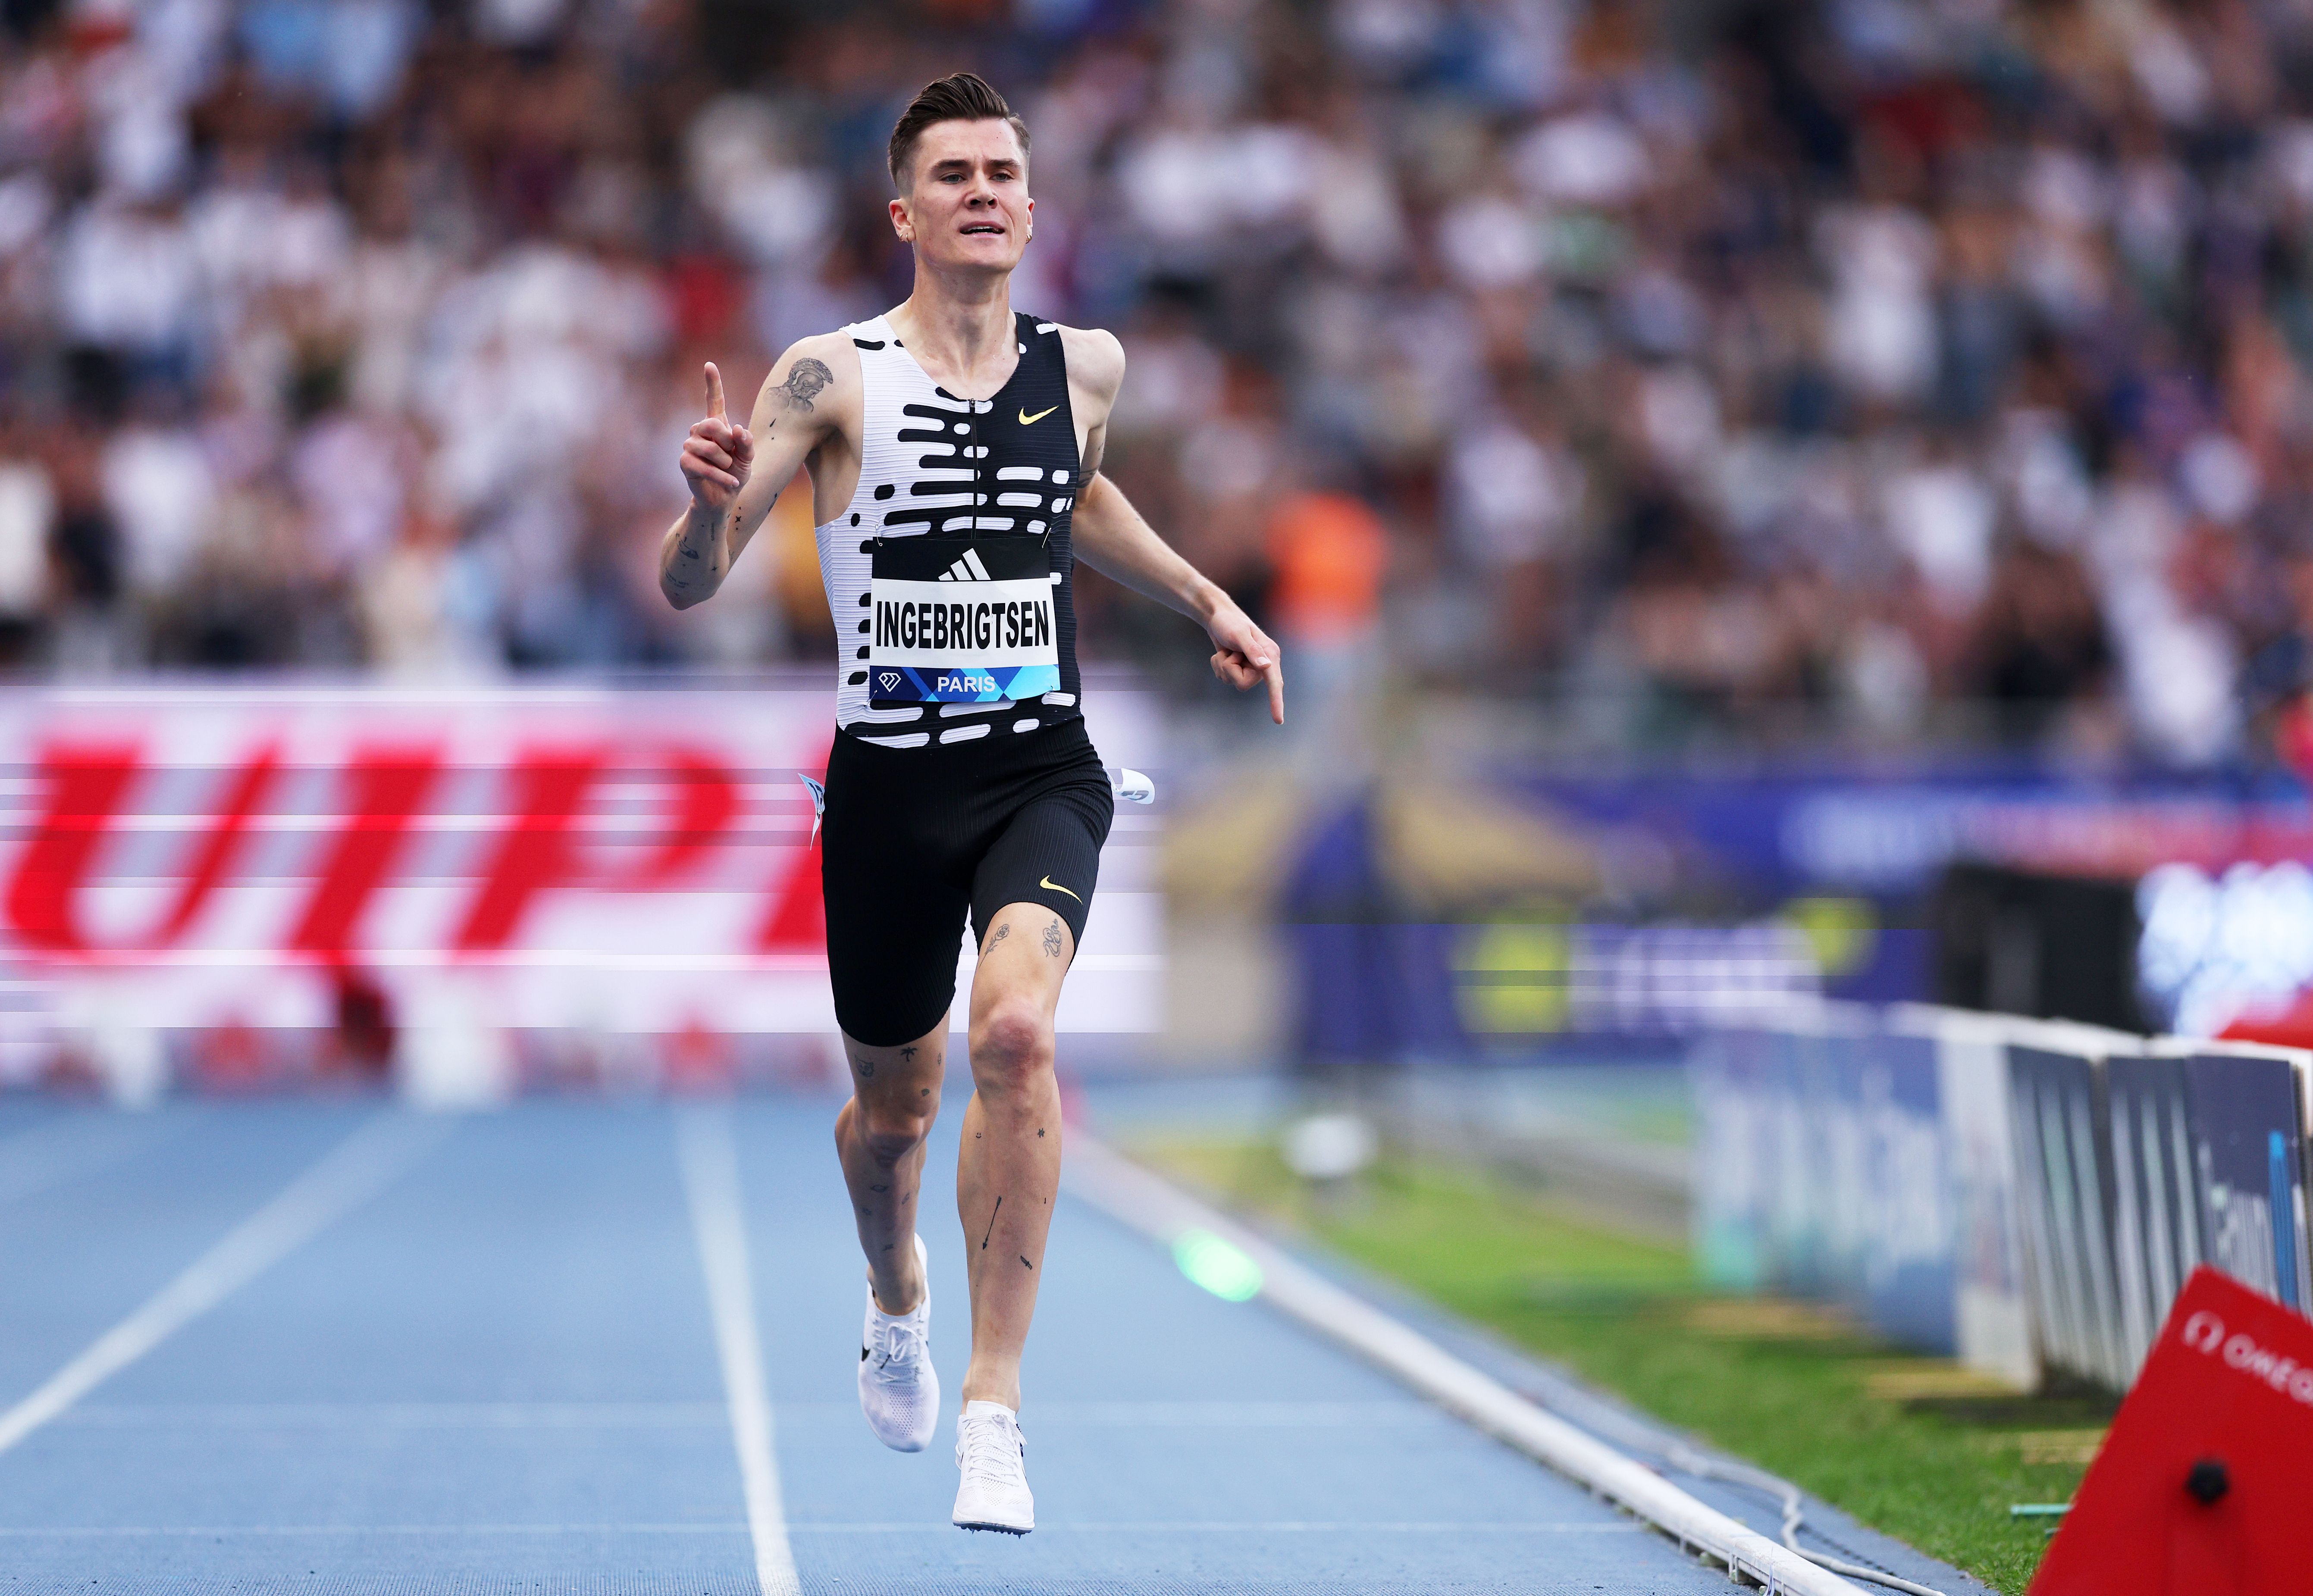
(2104, 1055, 2204, 1373)
(1690, 1021, 1958, 1353)
(1692, 1026, 1776, 1292)
(2181, 1053, 2313, 1316)
(1780, 1025, 1857, 1299)
(2009, 1045, 2132, 1387)
(1862, 1031, 1958, 1355)
(1692, 1015, 2313, 1385)
(1501, 758, 2313, 1006)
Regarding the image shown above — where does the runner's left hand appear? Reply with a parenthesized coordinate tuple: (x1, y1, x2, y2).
(1207, 606, 1284, 725)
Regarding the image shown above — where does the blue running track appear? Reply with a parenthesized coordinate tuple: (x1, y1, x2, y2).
(0, 1098, 1740, 1594)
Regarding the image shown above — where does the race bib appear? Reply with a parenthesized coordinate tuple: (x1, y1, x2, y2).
(866, 534, 1061, 707)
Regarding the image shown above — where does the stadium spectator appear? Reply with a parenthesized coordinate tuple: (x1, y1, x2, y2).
(5, 0, 2313, 766)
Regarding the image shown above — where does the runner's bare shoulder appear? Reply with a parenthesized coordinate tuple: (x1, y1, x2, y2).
(756, 332, 864, 441)
(1054, 325, 1125, 403)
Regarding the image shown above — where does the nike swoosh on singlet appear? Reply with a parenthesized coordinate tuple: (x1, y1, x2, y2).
(1039, 876, 1081, 901)
(1018, 405, 1059, 426)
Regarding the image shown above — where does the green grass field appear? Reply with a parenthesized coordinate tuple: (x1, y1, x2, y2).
(1128, 1136, 2110, 1596)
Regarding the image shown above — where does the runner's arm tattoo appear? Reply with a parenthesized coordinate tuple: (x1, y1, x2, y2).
(780, 358, 833, 411)
(663, 480, 775, 603)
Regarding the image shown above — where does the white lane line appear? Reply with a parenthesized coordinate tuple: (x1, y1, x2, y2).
(0, 1519, 1644, 1538)
(0, 1112, 450, 1461)
(676, 1106, 800, 1596)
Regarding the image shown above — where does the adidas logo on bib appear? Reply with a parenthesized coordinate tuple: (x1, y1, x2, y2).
(864, 534, 1063, 707)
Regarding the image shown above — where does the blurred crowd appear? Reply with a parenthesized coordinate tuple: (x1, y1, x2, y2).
(9, 0, 2313, 761)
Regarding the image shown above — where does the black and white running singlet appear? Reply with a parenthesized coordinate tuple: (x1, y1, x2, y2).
(815, 311, 1084, 747)
(811, 310, 1114, 1046)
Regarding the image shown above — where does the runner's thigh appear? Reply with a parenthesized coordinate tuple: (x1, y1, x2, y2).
(968, 763, 1113, 953)
(821, 734, 974, 1046)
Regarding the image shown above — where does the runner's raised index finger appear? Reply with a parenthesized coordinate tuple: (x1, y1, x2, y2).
(1262, 655, 1285, 725)
(704, 362, 727, 422)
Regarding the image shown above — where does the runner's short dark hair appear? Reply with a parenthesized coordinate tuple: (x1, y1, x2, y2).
(888, 72, 1029, 189)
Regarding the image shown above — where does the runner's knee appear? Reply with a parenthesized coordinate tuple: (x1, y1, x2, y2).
(857, 1101, 935, 1166)
(969, 999, 1052, 1098)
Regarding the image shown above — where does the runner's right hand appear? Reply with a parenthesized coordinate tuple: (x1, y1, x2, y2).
(680, 363, 754, 513)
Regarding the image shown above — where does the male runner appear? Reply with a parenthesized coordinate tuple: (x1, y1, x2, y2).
(658, 72, 1284, 1534)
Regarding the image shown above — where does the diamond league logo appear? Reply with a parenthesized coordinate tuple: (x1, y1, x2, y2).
(878, 670, 903, 695)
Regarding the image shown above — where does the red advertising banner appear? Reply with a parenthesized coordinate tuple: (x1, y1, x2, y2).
(0, 679, 1163, 1088)
(2030, 1265, 2313, 1596)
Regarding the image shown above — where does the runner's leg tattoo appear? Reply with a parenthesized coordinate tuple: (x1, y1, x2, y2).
(835, 1022, 949, 1313)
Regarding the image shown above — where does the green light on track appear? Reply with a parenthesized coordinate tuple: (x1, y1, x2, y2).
(1174, 1229, 1263, 1302)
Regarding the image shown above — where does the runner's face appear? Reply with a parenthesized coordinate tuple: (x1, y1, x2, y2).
(893, 120, 1031, 275)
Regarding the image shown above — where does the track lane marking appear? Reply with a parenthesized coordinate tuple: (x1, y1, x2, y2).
(676, 1106, 800, 1596)
(0, 1111, 449, 1461)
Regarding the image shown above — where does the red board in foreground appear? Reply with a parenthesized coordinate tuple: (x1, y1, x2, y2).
(2031, 1266, 2313, 1596)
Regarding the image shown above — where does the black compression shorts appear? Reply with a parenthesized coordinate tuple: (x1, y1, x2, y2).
(820, 718, 1115, 1046)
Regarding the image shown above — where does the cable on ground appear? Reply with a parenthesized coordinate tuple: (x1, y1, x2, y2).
(1508, 1377, 1950, 1596)
(1658, 1444, 1949, 1596)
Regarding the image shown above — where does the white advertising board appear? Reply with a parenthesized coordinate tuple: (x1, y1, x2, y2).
(0, 676, 1163, 1073)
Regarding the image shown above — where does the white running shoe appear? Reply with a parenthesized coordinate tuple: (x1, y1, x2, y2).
(858, 1233, 938, 1452)
(952, 1399, 1034, 1534)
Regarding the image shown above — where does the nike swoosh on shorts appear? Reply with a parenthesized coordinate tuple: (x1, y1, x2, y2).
(1039, 875, 1081, 901)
